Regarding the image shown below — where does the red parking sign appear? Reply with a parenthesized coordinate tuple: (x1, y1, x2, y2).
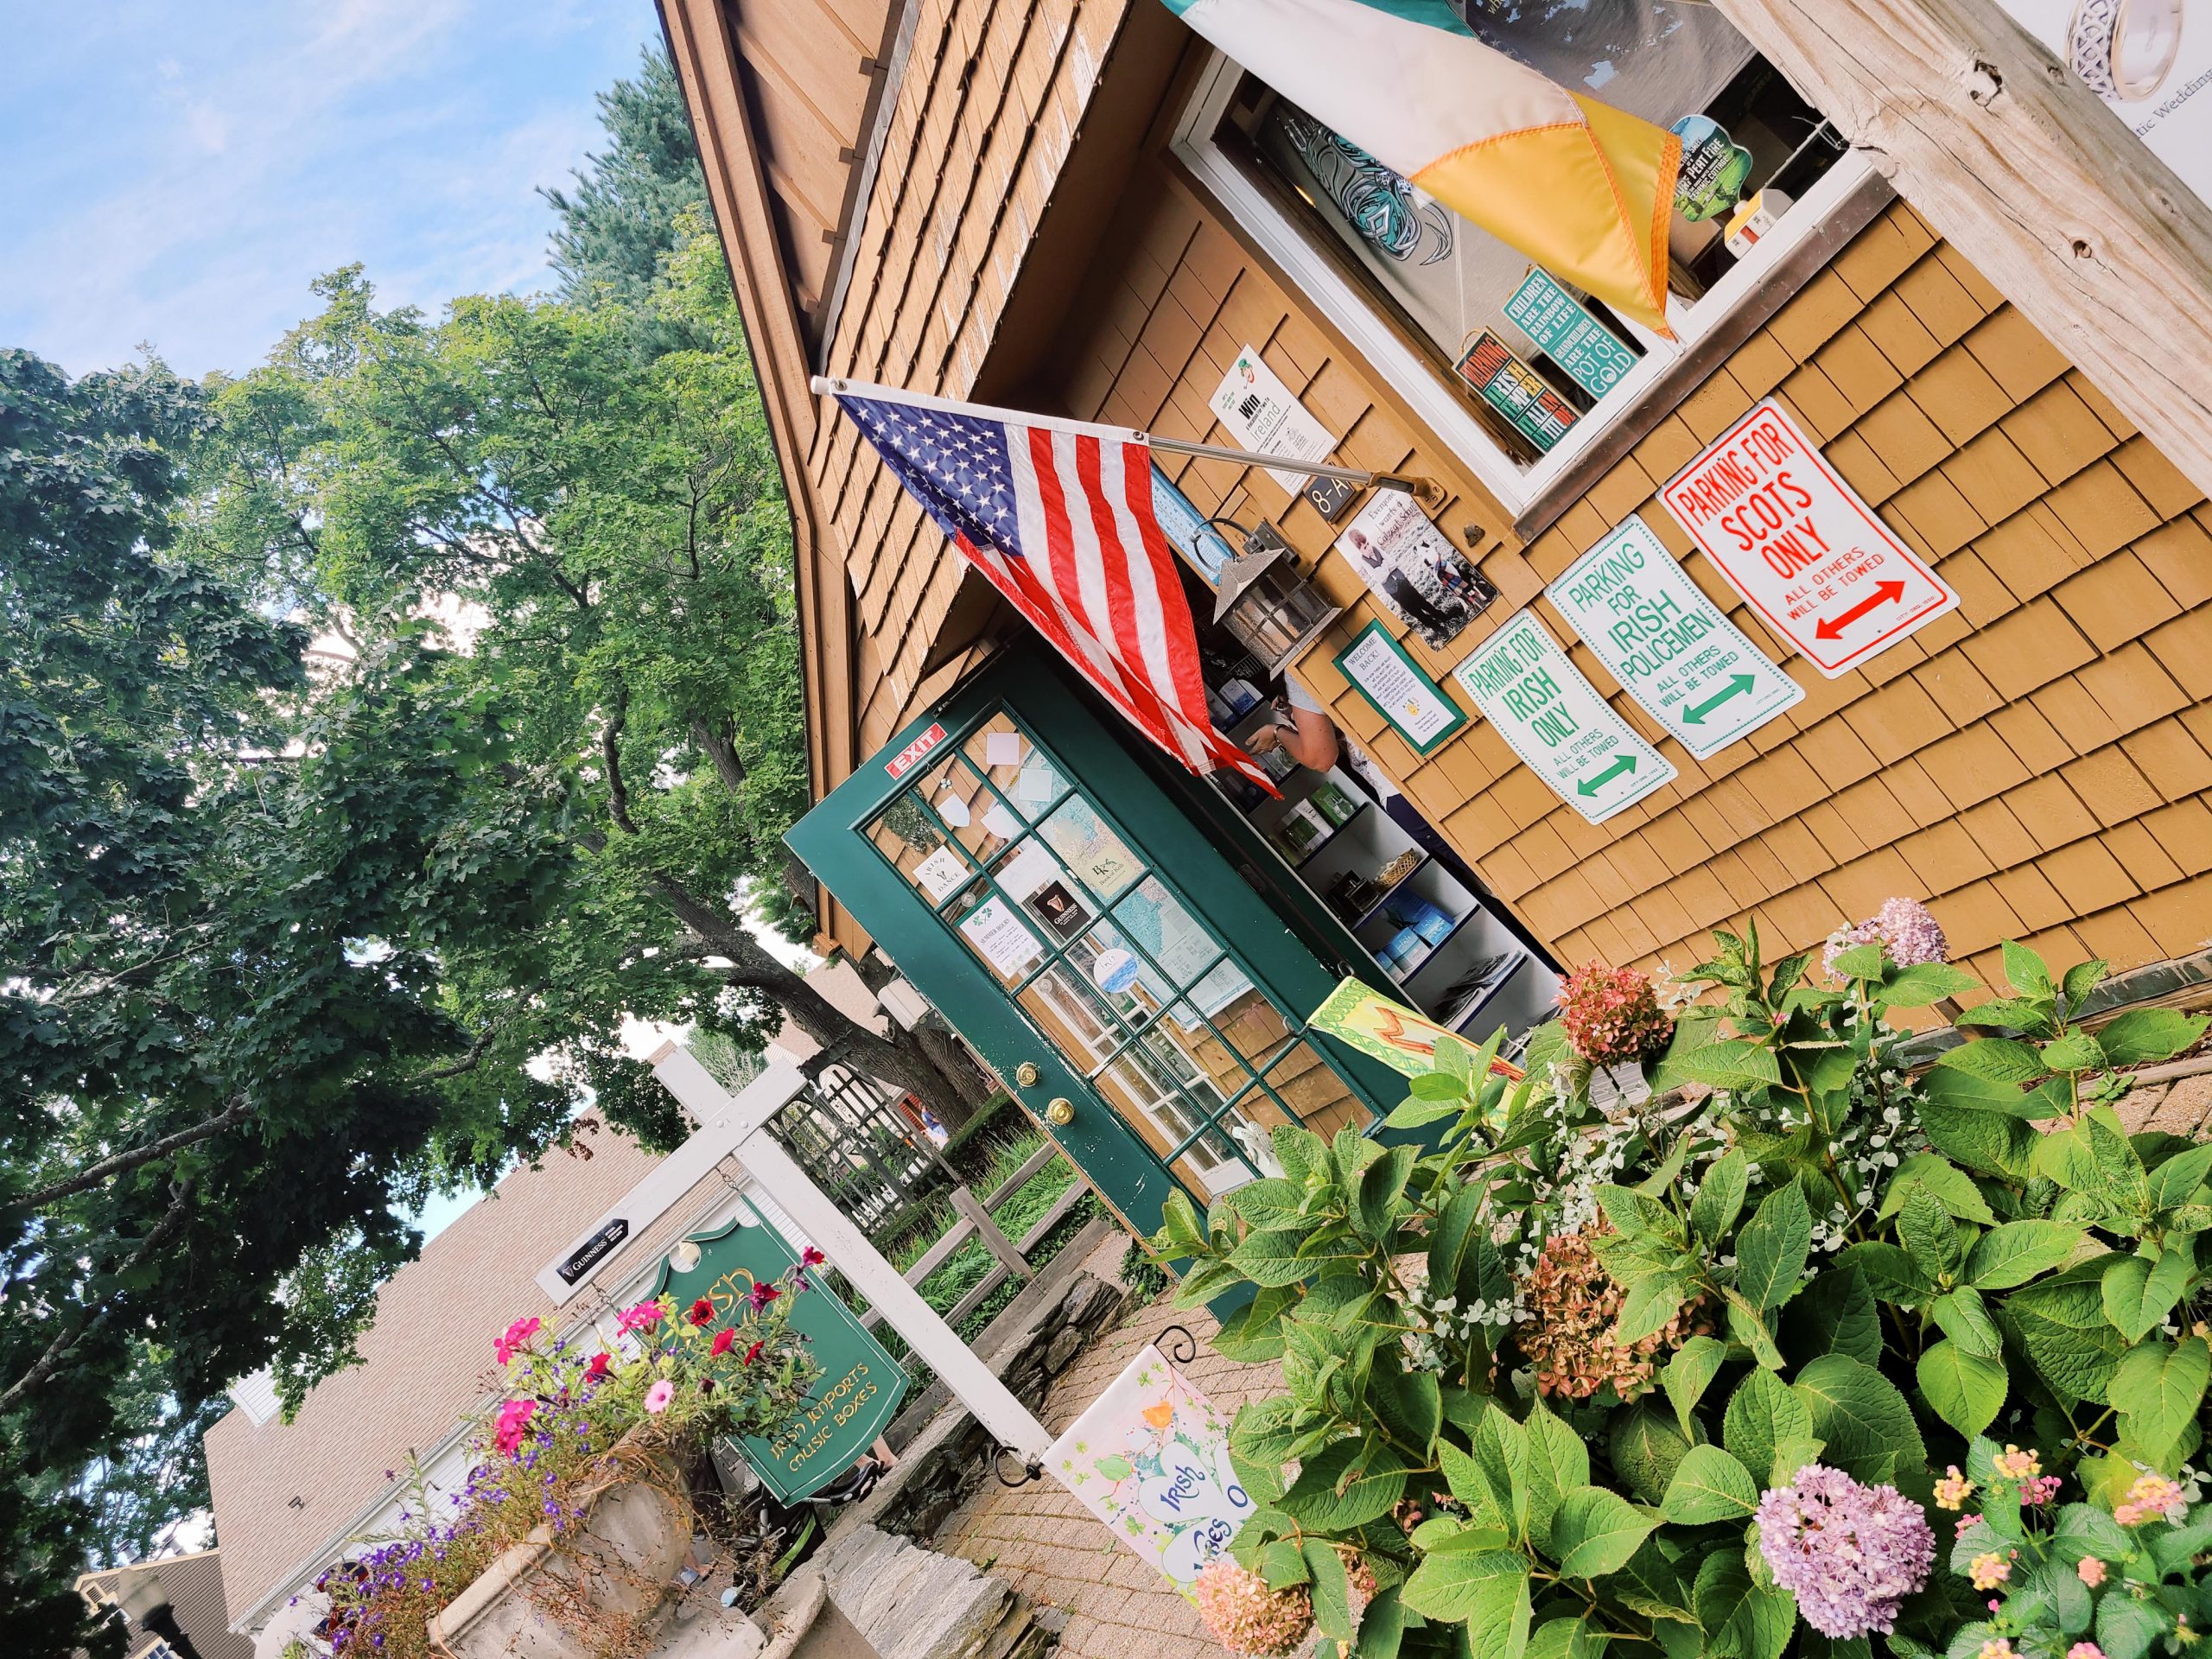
(1660, 399, 1958, 677)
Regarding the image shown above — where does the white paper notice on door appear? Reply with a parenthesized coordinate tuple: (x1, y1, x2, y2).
(993, 839, 1058, 902)
(912, 845, 969, 902)
(959, 896, 1044, 980)
(1209, 345, 1336, 493)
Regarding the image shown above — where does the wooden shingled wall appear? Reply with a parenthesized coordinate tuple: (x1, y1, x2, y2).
(804, 0, 1139, 758)
(1047, 177, 2212, 1013)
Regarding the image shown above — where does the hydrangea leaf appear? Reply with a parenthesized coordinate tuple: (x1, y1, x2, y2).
(1790, 1354, 1924, 1484)
(1548, 1485, 1657, 1578)
(1724, 1370, 1815, 1490)
(1735, 1181, 1813, 1311)
(1916, 1338, 2006, 1437)
(1660, 1444, 1759, 1524)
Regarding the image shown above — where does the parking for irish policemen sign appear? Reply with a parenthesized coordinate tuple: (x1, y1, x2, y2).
(1547, 514, 1802, 760)
(1453, 609, 1675, 824)
(1660, 399, 1957, 677)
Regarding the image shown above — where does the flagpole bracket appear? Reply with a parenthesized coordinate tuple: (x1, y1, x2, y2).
(1372, 473, 1444, 505)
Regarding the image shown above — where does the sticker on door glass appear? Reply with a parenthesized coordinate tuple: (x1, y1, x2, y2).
(1033, 880, 1090, 941)
(1092, 949, 1141, 994)
(959, 897, 1045, 981)
(1038, 798, 1141, 901)
(912, 845, 969, 902)
(982, 802, 1023, 842)
(985, 730, 1024, 768)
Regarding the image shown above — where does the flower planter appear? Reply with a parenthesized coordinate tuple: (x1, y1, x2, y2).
(427, 1442, 695, 1659)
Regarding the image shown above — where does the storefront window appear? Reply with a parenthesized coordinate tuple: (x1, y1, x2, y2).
(1178, 0, 1867, 511)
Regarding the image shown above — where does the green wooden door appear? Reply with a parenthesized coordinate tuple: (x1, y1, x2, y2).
(787, 648, 1402, 1238)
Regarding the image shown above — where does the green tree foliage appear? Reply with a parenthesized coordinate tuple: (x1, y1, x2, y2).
(0, 346, 566, 1652)
(200, 233, 980, 1151)
(541, 44, 713, 353)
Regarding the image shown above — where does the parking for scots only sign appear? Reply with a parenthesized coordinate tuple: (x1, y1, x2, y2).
(1547, 513, 1802, 760)
(1659, 399, 1958, 678)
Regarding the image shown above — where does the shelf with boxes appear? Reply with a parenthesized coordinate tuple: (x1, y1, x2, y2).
(1207, 675, 1559, 1052)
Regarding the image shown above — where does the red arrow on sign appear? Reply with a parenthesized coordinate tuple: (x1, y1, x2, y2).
(1813, 579, 1906, 641)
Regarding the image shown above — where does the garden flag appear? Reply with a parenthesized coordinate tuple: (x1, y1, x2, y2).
(1045, 1342, 1255, 1597)
(816, 377, 1273, 788)
(1161, 0, 1682, 334)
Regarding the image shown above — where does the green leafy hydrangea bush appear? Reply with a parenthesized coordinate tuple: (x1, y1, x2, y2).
(1152, 926, 2212, 1658)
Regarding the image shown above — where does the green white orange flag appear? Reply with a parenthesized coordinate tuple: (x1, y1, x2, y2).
(1162, 0, 1682, 334)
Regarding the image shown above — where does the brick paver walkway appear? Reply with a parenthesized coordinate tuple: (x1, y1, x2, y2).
(931, 1292, 1274, 1659)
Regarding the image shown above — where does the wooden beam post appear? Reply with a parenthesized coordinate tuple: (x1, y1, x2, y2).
(1707, 0, 2212, 499)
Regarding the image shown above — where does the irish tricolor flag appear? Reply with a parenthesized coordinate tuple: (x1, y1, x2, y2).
(1164, 0, 1683, 334)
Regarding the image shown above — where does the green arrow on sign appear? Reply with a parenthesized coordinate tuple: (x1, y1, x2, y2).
(1576, 754, 1638, 797)
(1681, 674, 1756, 726)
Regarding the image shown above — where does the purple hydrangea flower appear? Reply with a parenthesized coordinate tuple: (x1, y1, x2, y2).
(1756, 1464, 1936, 1638)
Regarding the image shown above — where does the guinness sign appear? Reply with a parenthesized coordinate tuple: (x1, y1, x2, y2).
(556, 1217, 630, 1285)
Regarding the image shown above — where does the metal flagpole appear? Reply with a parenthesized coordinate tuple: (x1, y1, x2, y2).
(648, 1043, 1057, 1464)
(811, 374, 1439, 500)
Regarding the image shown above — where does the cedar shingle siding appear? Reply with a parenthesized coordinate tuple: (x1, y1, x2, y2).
(673, 0, 2212, 1000)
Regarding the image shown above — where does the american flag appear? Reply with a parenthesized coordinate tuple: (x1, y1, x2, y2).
(827, 380, 1269, 786)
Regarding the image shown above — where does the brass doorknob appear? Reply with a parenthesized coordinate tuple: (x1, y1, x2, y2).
(1014, 1062, 1041, 1089)
(1045, 1097, 1076, 1127)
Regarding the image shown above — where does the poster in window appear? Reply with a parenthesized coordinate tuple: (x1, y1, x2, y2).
(1454, 332, 1580, 455)
(1332, 489, 1492, 650)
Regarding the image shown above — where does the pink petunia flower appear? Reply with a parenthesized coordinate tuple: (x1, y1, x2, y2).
(493, 1316, 541, 1365)
(616, 1300, 664, 1333)
(583, 1352, 611, 1383)
(493, 1398, 537, 1457)
(643, 1379, 676, 1414)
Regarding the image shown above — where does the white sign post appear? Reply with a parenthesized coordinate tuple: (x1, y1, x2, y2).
(588, 1047, 1056, 1463)
(1452, 610, 1676, 823)
(1660, 399, 1958, 677)
(1547, 513, 1803, 760)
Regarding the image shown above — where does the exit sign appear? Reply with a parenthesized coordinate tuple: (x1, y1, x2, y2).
(1660, 400, 1958, 677)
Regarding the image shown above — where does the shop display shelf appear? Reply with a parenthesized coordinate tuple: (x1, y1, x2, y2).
(1446, 952, 1532, 1033)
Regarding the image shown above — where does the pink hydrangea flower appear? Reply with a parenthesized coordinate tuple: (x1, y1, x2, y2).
(1556, 962, 1671, 1066)
(493, 1316, 541, 1365)
(1824, 897, 1948, 976)
(1756, 1464, 1935, 1638)
(643, 1378, 676, 1414)
(1192, 1559, 1313, 1656)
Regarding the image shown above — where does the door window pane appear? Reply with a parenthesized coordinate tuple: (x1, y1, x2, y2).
(963, 713, 1069, 823)
(1111, 875, 1229, 994)
(1036, 795, 1146, 904)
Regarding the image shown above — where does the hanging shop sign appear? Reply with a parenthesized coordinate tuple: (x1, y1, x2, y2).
(1208, 345, 1338, 494)
(1993, 1, 2205, 208)
(1503, 268, 1638, 399)
(1307, 977, 1525, 1081)
(1452, 609, 1676, 823)
(1670, 114, 1755, 221)
(1046, 1343, 1254, 1596)
(1332, 619, 1467, 756)
(1659, 399, 1959, 678)
(1332, 489, 1491, 650)
(1546, 513, 1804, 760)
(651, 1216, 907, 1503)
(1454, 331, 1579, 453)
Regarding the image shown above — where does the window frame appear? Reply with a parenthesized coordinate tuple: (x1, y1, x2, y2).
(1168, 48, 1883, 524)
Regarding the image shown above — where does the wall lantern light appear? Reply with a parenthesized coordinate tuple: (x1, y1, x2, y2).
(1204, 518, 1342, 676)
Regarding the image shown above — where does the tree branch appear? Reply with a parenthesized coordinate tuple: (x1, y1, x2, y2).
(687, 715, 747, 795)
(601, 691, 638, 836)
(0, 1184, 196, 1416)
(14, 1103, 251, 1212)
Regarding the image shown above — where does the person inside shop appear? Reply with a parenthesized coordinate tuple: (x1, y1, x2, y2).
(1246, 678, 1488, 895)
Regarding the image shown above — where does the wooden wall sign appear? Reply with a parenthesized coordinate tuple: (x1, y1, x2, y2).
(1659, 399, 1959, 677)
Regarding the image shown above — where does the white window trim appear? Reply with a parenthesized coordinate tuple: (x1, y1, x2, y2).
(1170, 50, 1879, 518)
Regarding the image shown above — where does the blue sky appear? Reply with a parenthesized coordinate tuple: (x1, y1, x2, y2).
(1, 0, 664, 381)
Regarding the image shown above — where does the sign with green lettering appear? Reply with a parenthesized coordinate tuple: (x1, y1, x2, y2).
(1503, 269, 1638, 400)
(652, 1214, 906, 1502)
(1547, 514, 1802, 760)
(1452, 609, 1675, 825)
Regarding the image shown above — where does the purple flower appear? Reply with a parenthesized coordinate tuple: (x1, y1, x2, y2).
(1756, 1464, 1935, 1638)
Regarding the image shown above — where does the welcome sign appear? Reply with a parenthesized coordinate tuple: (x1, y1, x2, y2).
(1046, 1344, 1254, 1597)
(652, 1216, 907, 1502)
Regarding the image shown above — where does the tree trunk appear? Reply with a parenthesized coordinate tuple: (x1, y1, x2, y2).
(842, 950, 999, 1131)
(643, 871, 988, 1135)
